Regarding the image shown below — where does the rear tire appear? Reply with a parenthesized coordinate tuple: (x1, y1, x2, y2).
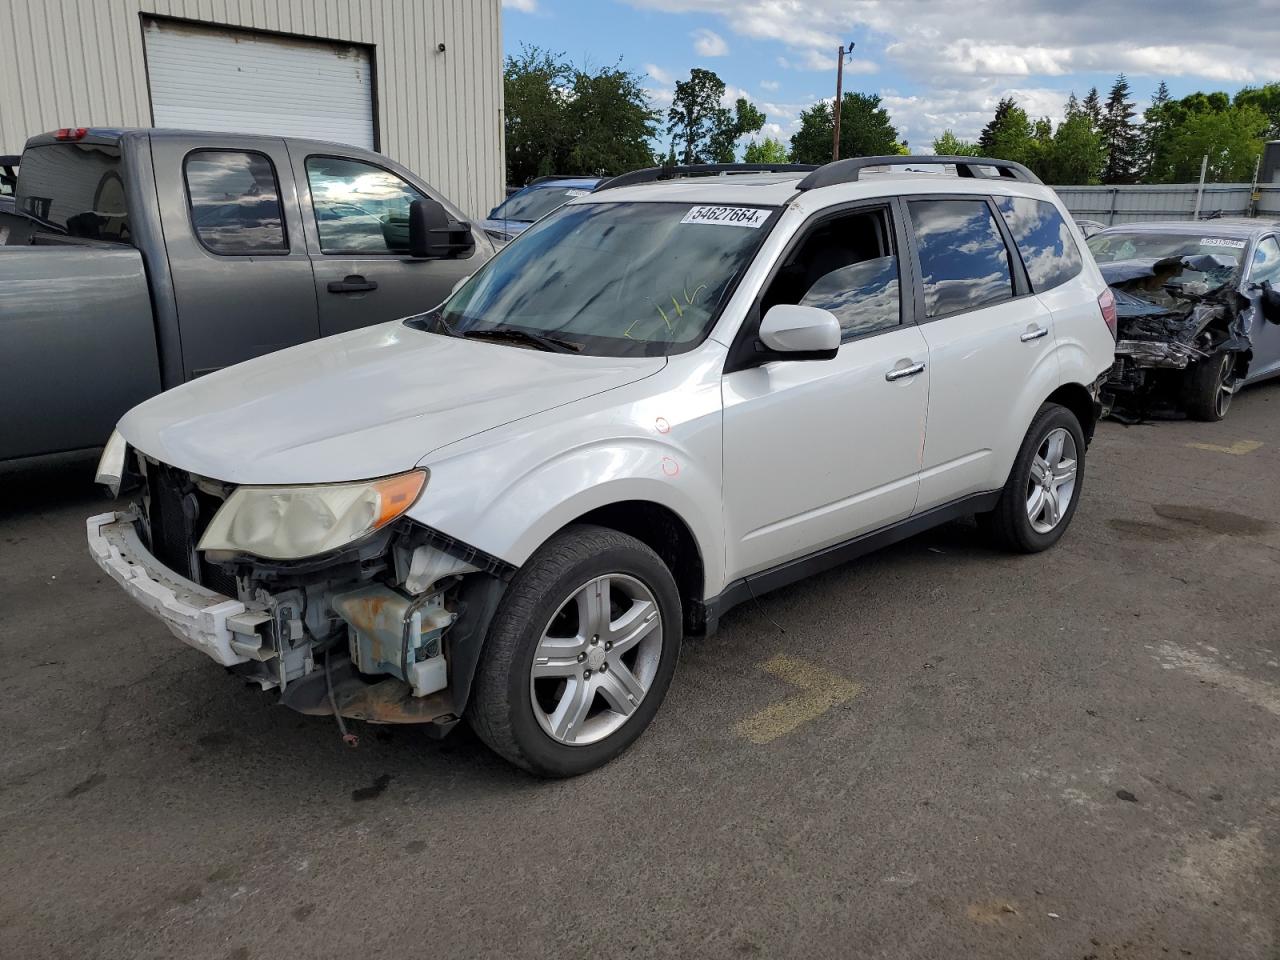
(980, 403, 1086, 554)
(466, 524, 681, 777)
(1182, 351, 1237, 422)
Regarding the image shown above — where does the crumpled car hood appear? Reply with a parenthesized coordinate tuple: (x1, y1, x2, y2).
(119, 320, 665, 485)
(1103, 254, 1248, 347)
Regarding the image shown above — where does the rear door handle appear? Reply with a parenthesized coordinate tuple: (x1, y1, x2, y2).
(327, 275, 378, 293)
(1020, 325, 1049, 342)
(885, 360, 926, 382)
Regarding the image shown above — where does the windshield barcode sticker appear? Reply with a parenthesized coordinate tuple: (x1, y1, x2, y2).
(1201, 237, 1246, 248)
(681, 205, 769, 228)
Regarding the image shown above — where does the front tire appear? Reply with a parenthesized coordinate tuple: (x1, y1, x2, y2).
(980, 403, 1086, 553)
(1182, 351, 1237, 422)
(466, 524, 682, 777)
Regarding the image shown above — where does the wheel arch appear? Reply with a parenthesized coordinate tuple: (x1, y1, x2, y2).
(1044, 381, 1099, 443)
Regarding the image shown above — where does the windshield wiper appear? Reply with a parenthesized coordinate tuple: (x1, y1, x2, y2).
(462, 326, 581, 353)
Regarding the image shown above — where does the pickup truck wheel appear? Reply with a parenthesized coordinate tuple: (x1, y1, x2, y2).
(466, 524, 681, 777)
(1182, 351, 1237, 422)
(979, 403, 1085, 554)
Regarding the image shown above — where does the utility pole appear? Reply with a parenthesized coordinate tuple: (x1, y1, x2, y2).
(831, 41, 856, 162)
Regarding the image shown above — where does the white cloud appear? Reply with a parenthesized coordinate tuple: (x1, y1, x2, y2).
(760, 79, 780, 91)
(645, 63, 674, 86)
(779, 48, 878, 74)
(692, 27, 729, 57)
(502, 0, 537, 12)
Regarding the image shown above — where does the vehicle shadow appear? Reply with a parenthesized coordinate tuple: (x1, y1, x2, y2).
(0, 450, 107, 522)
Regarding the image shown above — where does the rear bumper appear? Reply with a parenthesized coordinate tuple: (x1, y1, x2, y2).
(86, 511, 268, 668)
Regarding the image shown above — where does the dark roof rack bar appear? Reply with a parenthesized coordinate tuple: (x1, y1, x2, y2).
(796, 155, 1042, 190)
(594, 162, 819, 192)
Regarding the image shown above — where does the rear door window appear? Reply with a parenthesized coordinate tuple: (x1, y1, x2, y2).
(305, 156, 425, 254)
(908, 198, 1014, 319)
(16, 143, 130, 241)
(994, 195, 1083, 292)
(184, 150, 287, 255)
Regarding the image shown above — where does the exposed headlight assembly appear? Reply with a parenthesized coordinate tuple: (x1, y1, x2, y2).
(95, 429, 128, 497)
(197, 470, 427, 560)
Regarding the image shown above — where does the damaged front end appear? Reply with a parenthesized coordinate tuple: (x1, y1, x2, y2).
(88, 452, 511, 736)
(1100, 254, 1253, 419)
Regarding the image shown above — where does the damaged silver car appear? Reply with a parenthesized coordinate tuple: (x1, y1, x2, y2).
(1088, 221, 1280, 420)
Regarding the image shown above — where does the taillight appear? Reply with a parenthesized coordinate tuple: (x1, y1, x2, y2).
(1098, 288, 1117, 339)
(55, 127, 87, 141)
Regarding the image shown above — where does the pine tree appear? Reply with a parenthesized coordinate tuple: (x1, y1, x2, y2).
(1138, 81, 1172, 181)
(1064, 91, 1081, 119)
(1082, 87, 1103, 130)
(1100, 74, 1139, 184)
(979, 97, 1018, 153)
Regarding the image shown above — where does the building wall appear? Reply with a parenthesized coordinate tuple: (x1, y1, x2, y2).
(1054, 182, 1280, 225)
(0, 0, 504, 217)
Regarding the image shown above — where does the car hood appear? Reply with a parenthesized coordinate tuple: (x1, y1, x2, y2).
(119, 320, 665, 484)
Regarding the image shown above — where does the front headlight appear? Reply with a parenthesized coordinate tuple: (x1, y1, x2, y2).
(197, 470, 427, 560)
(95, 429, 128, 497)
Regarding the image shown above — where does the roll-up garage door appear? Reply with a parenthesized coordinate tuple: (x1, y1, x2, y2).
(143, 18, 375, 149)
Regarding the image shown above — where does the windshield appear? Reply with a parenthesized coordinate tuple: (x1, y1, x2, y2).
(492, 184, 594, 223)
(1087, 231, 1247, 266)
(422, 200, 776, 357)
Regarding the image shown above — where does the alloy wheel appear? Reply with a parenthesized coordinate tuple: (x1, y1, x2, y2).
(1215, 353, 1237, 419)
(529, 573, 664, 746)
(1026, 427, 1078, 535)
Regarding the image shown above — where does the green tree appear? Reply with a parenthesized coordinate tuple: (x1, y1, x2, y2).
(1138, 81, 1173, 180)
(503, 45, 658, 185)
(1100, 74, 1139, 183)
(1082, 87, 1104, 130)
(1042, 112, 1105, 184)
(932, 129, 981, 156)
(667, 68, 765, 164)
(789, 92, 901, 163)
(1161, 102, 1269, 182)
(977, 97, 1036, 167)
(1235, 82, 1280, 139)
(742, 136, 790, 163)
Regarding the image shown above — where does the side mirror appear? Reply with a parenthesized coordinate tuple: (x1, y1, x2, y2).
(408, 198, 475, 260)
(1258, 279, 1280, 324)
(757, 304, 841, 359)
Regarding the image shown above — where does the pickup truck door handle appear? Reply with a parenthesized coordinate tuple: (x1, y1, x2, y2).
(884, 360, 926, 382)
(1020, 325, 1049, 342)
(327, 275, 378, 294)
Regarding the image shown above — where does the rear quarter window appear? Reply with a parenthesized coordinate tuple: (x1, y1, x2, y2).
(994, 195, 1083, 292)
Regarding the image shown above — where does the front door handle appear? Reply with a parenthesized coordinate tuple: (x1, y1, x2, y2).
(1020, 325, 1049, 342)
(327, 275, 378, 293)
(885, 360, 926, 382)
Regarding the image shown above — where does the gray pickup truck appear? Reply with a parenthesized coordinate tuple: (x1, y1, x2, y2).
(0, 128, 493, 462)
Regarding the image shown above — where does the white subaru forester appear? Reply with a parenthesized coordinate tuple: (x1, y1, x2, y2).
(89, 156, 1117, 776)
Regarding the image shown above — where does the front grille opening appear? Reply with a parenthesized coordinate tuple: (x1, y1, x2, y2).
(139, 457, 235, 595)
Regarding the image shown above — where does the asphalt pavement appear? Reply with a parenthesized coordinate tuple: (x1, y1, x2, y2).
(2, 383, 1279, 960)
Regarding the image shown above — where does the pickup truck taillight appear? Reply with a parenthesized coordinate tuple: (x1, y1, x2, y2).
(1098, 288, 1118, 340)
(55, 127, 87, 141)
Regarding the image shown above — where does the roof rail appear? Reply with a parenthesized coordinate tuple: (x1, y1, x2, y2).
(594, 162, 819, 192)
(796, 155, 1043, 190)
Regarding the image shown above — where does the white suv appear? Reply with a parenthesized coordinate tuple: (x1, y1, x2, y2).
(88, 156, 1116, 776)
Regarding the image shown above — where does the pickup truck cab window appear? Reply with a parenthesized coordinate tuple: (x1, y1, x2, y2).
(305, 156, 424, 254)
(427, 200, 777, 357)
(16, 143, 130, 241)
(908, 198, 1015, 319)
(184, 150, 287, 255)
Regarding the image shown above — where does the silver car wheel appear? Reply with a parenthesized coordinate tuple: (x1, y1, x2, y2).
(529, 573, 663, 746)
(1026, 427, 1078, 535)
(1215, 353, 1237, 419)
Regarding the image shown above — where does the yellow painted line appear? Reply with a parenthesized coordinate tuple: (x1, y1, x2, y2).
(1185, 439, 1263, 455)
(734, 654, 861, 745)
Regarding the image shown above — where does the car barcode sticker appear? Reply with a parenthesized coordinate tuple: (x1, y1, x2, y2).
(564, 189, 590, 198)
(1201, 237, 1246, 248)
(681, 205, 769, 228)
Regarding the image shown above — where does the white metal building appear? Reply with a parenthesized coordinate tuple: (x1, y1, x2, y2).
(0, 0, 504, 217)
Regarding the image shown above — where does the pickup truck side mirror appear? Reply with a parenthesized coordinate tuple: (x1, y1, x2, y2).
(757, 304, 841, 360)
(408, 198, 475, 260)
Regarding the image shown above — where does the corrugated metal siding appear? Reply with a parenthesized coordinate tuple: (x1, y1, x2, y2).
(0, 0, 504, 217)
(1054, 183, 1280, 226)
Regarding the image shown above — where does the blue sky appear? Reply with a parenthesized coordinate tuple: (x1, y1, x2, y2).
(501, 0, 1276, 153)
